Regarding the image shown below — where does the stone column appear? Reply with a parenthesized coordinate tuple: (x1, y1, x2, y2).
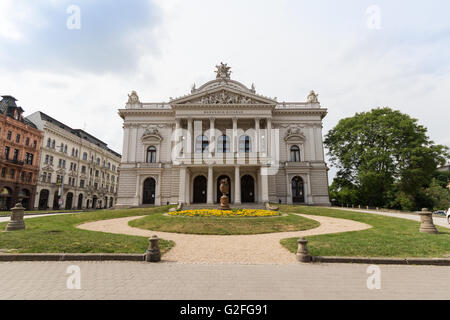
(260, 167, 269, 203)
(179, 167, 186, 204)
(175, 119, 181, 158)
(267, 118, 272, 158)
(209, 118, 215, 156)
(309, 126, 316, 161)
(234, 166, 241, 205)
(207, 166, 214, 204)
(187, 118, 193, 156)
(254, 118, 260, 153)
(232, 117, 238, 153)
(307, 173, 312, 204)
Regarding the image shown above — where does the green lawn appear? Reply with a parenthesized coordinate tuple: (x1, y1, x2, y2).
(280, 205, 450, 258)
(0, 207, 175, 254)
(129, 212, 320, 235)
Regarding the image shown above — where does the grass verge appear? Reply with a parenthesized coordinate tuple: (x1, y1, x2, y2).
(280, 205, 450, 258)
(129, 211, 320, 235)
(0, 207, 175, 254)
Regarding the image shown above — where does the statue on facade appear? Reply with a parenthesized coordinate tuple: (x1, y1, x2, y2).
(219, 178, 230, 210)
(307, 90, 319, 103)
(191, 83, 197, 94)
(128, 90, 140, 104)
(250, 83, 256, 93)
(215, 62, 232, 79)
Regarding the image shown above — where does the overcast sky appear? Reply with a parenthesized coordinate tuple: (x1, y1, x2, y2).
(1, 0, 449, 182)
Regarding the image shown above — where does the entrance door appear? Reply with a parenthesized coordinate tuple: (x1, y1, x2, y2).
(143, 178, 156, 205)
(241, 175, 255, 203)
(193, 176, 207, 204)
(292, 176, 305, 203)
(77, 194, 83, 210)
(216, 175, 231, 203)
(65, 192, 73, 210)
(38, 189, 50, 210)
(53, 191, 60, 209)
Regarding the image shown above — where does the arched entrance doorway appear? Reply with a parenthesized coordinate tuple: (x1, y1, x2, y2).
(86, 199, 90, 209)
(193, 176, 207, 204)
(92, 196, 98, 209)
(216, 175, 231, 203)
(143, 178, 156, 205)
(0, 187, 13, 211)
(292, 176, 305, 203)
(65, 192, 73, 210)
(109, 197, 114, 208)
(53, 191, 60, 209)
(38, 189, 50, 210)
(104, 197, 108, 209)
(241, 175, 255, 203)
(77, 194, 83, 210)
(19, 189, 31, 210)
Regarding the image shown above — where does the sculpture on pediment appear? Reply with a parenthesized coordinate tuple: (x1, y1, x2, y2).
(128, 90, 140, 104)
(196, 91, 257, 105)
(250, 83, 256, 93)
(307, 90, 319, 103)
(191, 83, 197, 94)
(143, 126, 160, 136)
(215, 62, 232, 79)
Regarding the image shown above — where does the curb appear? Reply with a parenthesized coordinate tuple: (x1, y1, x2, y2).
(0, 253, 145, 262)
(0, 211, 84, 218)
(311, 256, 450, 266)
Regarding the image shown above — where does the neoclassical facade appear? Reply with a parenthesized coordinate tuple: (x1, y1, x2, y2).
(27, 112, 121, 210)
(117, 64, 330, 207)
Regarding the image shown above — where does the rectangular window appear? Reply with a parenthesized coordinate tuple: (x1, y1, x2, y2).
(10, 169, 15, 179)
(7, 131, 11, 140)
(45, 155, 49, 164)
(50, 156, 54, 165)
(81, 166, 86, 174)
(13, 149, 19, 161)
(48, 173, 52, 183)
(5, 146, 10, 159)
(16, 134, 20, 143)
(80, 180, 85, 188)
(1, 168, 6, 178)
(33, 140, 37, 148)
(47, 138, 51, 147)
(25, 137, 30, 146)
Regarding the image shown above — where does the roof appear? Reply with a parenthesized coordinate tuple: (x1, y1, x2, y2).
(27, 111, 121, 158)
(0, 95, 37, 129)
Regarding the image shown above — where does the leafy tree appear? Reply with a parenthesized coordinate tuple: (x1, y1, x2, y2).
(424, 178, 450, 211)
(325, 107, 448, 210)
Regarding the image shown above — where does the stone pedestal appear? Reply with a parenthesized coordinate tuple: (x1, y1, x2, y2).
(220, 195, 230, 210)
(219, 178, 230, 210)
(419, 209, 438, 234)
(145, 235, 161, 262)
(296, 238, 312, 262)
(5, 202, 26, 232)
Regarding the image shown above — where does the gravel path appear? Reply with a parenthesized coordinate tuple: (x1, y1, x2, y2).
(77, 214, 371, 264)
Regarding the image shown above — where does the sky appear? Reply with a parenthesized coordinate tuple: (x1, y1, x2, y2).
(1, 0, 449, 183)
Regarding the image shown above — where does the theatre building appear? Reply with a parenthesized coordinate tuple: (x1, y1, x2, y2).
(117, 64, 330, 207)
(0, 96, 43, 210)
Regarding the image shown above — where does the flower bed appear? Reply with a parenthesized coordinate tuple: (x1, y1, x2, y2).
(168, 209, 280, 217)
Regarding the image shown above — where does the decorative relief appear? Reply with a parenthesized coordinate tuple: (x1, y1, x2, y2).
(184, 90, 259, 105)
(285, 125, 306, 141)
(141, 125, 163, 142)
(307, 90, 319, 103)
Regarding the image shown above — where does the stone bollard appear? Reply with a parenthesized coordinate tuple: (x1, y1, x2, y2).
(5, 202, 26, 231)
(296, 238, 312, 263)
(419, 209, 438, 234)
(145, 235, 161, 262)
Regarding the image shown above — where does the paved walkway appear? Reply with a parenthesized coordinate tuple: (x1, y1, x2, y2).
(0, 261, 448, 300)
(78, 214, 371, 264)
(0, 211, 80, 223)
(333, 207, 450, 229)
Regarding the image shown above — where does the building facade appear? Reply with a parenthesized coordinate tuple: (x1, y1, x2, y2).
(26, 112, 121, 210)
(117, 64, 330, 207)
(0, 96, 43, 210)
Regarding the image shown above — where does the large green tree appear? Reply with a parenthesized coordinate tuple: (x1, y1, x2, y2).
(325, 107, 448, 210)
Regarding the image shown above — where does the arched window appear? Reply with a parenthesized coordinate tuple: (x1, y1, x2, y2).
(239, 135, 251, 153)
(83, 152, 88, 161)
(146, 146, 157, 163)
(217, 135, 230, 153)
(290, 145, 301, 162)
(195, 135, 209, 153)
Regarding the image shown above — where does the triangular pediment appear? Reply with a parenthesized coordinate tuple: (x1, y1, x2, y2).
(171, 85, 276, 106)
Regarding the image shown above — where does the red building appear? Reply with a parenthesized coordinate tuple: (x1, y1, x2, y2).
(0, 96, 43, 210)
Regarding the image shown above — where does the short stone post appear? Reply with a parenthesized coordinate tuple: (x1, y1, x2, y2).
(419, 209, 438, 234)
(145, 235, 161, 262)
(5, 202, 26, 231)
(296, 238, 312, 263)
